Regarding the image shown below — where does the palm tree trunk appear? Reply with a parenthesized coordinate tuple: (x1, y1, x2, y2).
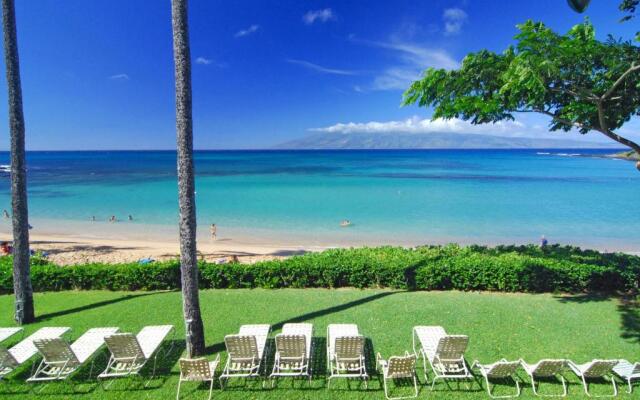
(171, 0, 205, 357)
(2, 0, 34, 325)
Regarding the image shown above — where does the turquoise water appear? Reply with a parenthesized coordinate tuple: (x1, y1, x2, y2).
(0, 150, 638, 248)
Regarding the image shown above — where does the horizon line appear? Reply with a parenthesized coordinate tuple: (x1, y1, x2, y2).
(0, 147, 625, 152)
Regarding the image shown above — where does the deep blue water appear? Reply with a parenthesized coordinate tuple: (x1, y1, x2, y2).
(0, 149, 638, 247)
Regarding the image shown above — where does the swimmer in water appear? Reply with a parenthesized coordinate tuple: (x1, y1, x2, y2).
(340, 219, 351, 227)
(128, 215, 133, 221)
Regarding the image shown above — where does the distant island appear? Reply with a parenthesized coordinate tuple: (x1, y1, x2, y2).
(275, 132, 623, 150)
(608, 150, 639, 161)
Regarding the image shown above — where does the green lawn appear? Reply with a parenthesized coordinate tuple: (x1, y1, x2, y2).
(0, 289, 637, 399)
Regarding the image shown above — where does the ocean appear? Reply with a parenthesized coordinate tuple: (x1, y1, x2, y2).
(0, 149, 638, 250)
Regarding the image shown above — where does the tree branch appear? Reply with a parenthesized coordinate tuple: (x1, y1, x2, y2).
(515, 107, 640, 154)
(596, 100, 640, 154)
(548, 86, 599, 102)
(602, 62, 640, 100)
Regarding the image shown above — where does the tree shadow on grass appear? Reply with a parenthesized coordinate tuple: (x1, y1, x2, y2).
(204, 291, 397, 355)
(554, 293, 640, 344)
(618, 298, 640, 344)
(35, 291, 168, 322)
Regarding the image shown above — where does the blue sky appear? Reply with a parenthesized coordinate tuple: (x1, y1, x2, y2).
(0, 0, 637, 150)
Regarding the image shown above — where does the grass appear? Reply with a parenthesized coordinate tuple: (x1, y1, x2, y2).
(0, 289, 637, 399)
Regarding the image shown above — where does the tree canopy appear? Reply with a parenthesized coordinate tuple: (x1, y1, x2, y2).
(403, 20, 640, 165)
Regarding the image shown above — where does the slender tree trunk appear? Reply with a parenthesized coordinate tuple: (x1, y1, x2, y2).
(171, 0, 205, 357)
(2, 0, 34, 325)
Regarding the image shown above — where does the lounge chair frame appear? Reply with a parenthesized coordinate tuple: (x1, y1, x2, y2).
(519, 359, 568, 397)
(412, 326, 472, 389)
(219, 324, 271, 388)
(0, 328, 23, 344)
(326, 324, 368, 388)
(176, 355, 220, 400)
(613, 359, 639, 394)
(270, 323, 313, 386)
(471, 359, 521, 398)
(568, 359, 618, 397)
(377, 351, 418, 400)
(27, 327, 119, 386)
(98, 325, 175, 387)
(0, 327, 71, 380)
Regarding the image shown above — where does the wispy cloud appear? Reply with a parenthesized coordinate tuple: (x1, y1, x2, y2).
(303, 8, 335, 25)
(352, 37, 459, 90)
(108, 73, 129, 81)
(234, 24, 260, 38)
(195, 56, 212, 65)
(310, 116, 535, 137)
(286, 59, 357, 76)
(443, 8, 467, 35)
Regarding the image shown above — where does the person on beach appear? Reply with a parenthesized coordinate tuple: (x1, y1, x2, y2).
(109, 215, 117, 223)
(540, 235, 548, 247)
(2, 210, 9, 219)
(91, 216, 96, 221)
(210, 224, 217, 240)
(1, 241, 13, 255)
(128, 215, 133, 221)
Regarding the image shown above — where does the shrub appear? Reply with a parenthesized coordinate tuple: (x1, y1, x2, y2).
(0, 244, 637, 294)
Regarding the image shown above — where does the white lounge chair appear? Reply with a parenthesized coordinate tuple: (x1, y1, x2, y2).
(568, 359, 619, 397)
(98, 325, 174, 385)
(219, 324, 271, 387)
(520, 359, 568, 397)
(613, 359, 639, 393)
(0, 328, 22, 343)
(270, 323, 313, 385)
(176, 355, 221, 400)
(377, 351, 418, 400)
(28, 327, 119, 384)
(472, 359, 522, 398)
(412, 326, 471, 389)
(0, 327, 70, 379)
(327, 324, 368, 388)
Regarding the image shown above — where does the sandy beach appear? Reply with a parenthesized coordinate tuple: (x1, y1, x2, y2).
(0, 215, 637, 265)
(25, 234, 313, 265)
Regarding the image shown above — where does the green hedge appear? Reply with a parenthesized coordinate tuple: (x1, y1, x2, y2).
(0, 244, 638, 294)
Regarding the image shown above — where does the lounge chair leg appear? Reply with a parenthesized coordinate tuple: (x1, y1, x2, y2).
(530, 374, 567, 397)
(485, 375, 521, 399)
(420, 353, 429, 383)
(207, 379, 214, 400)
(430, 376, 438, 391)
(627, 378, 633, 394)
(175, 379, 182, 400)
(580, 375, 618, 398)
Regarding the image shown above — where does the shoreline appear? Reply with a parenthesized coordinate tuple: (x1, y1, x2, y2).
(0, 217, 638, 265)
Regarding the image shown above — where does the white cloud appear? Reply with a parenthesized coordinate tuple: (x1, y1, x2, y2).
(235, 24, 260, 38)
(195, 57, 212, 65)
(354, 38, 459, 90)
(310, 116, 535, 137)
(303, 8, 335, 25)
(443, 8, 467, 35)
(108, 73, 129, 81)
(286, 59, 357, 75)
